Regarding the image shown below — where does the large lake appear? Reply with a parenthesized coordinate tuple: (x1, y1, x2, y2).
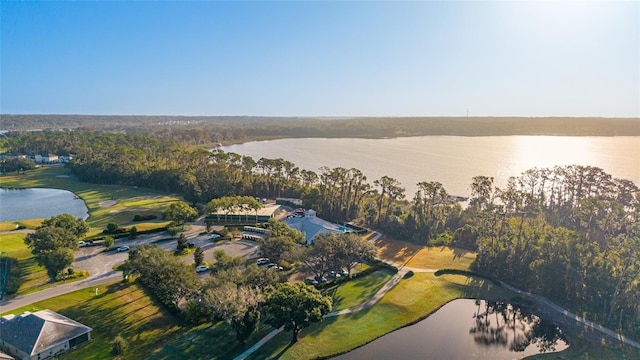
(333, 299, 569, 360)
(0, 188, 89, 222)
(223, 136, 639, 197)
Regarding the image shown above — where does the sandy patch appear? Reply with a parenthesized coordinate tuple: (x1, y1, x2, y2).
(109, 207, 151, 213)
(99, 200, 117, 208)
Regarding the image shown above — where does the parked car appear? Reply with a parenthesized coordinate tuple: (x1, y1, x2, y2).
(79, 241, 88, 247)
(116, 246, 130, 252)
(338, 269, 349, 277)
(305, 278, 319, 285)
(327, 271, 341, 279)
(256, 258, 270, 266)
(267, 263, 283, 271)
(314, 275, 328, 283)
(196, 265, 210, 273)
(207, 234, 221, 240)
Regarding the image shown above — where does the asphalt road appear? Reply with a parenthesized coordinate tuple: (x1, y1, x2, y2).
(0, 224, 262, 313)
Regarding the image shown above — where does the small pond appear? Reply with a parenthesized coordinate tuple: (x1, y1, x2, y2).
(333, 299, 568, 360)
(0, 188, 89, 222)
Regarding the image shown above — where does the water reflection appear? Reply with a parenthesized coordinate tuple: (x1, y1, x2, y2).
(470, 300, 566, 354)
(333, 299, 568, 360)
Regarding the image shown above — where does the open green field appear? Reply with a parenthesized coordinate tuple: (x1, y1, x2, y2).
(375, 236, 476, 270)
(324, 270, 394, 311)
(1, 281, 274, 360)
(0, 166, 181, 231)
(0, 219, 44, 231)
(249, 273, 514, 360)
(250, 272, 638, 360)
(0, 232, 89, 295)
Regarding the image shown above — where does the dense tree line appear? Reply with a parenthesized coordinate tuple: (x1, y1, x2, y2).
(6, 131, 639, 338)
(2, 115, 639, 138)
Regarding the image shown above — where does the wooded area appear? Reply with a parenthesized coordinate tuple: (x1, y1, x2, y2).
(2, 130, 638, 340)
(2, 115, 639, 143)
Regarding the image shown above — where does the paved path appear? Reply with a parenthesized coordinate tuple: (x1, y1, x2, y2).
(499, 281, 640, 350)
(0, 222, 261, 313)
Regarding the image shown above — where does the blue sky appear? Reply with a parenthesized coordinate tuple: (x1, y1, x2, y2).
(1, 1, 638, 117)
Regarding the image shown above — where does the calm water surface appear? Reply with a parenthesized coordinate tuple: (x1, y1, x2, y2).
(0, 188, 88, 222)
(333, 299, 568, 360)
(223, 136, 639, 197)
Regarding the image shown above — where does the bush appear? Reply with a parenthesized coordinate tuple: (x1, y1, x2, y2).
(133, 214, 158, 222)
(111, 335, 128, 356)
(103, 236, 114, 248)
(106, 222, 119, 234)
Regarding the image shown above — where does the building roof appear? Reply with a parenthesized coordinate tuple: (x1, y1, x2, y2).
(0, 310, 92, 356)
(283, 211, 346, 244)
(209, 204, 281, 217)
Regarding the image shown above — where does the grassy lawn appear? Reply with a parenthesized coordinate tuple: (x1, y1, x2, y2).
(323, 270, 394, 311)
(0, 232, 89, 295)
(0, 219, 44, 231)
(0, 166, 181, 231)
(1, 281, 274, 360)
(1, 281, 186, 360)
(250, 273, 513, 360)
(375, 236, 476, 270)
(147, 322, 275, 360)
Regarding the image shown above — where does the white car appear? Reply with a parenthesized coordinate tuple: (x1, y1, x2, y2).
(116, 246, 130, 252)
(256, 258, 270, 266)
(207, 234, 221, 240)
(196, 265, 210, 273)
(79, 241, 87, 247)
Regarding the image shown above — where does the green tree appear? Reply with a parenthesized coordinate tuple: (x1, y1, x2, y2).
(194, 247, 204, 266)
(204, 282, 263, 342)
(106, 222, 119, 234)
(40, 214, 89, 238)
(103, 236, 114, 248)
(176, 233, 188, 254)
(122, 245, 199, 309)
(129, 226, 138, 239)
(111, 335, 128, 356)
(42, 248, 75, 279)
(264, 282, 332, 343)
(24, 226, 78, 279)
(260, 236, 296, 263)
(164, 201, 199, 224)
(334, 233, 377, 276)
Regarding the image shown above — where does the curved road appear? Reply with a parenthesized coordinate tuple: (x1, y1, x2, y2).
(0, 223, 262, 313)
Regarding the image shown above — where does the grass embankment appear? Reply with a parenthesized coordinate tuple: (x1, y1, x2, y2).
(0, 281, 275, 360)
(375, 236, 476, 270)
(251, 273, 512, 359)
(0, 232, 89, 295)
(0, 166, 179, 294)
(0, 166, 180, 231)
(324, 270, 394, 311)
(0, 219, 43, 231)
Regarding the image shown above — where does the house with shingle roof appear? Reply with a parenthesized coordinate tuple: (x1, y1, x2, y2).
(0, 310, 92, 360)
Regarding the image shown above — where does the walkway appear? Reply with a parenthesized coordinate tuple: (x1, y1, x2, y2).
(499, 281, 640, 350)
(235, 230, 640, 359)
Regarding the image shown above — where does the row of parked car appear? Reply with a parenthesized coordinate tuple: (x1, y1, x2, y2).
(305, 269, 349, 285)
(256, 258, 283, 271)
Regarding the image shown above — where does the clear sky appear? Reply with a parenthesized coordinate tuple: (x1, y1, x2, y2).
(1, 1, 638, 117)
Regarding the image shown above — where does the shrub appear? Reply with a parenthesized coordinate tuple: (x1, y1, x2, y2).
(103, 236, 114, 248)
(111, 335, 128, 356)
(106, 222, 119, 234)
(133, 214, 158, 222)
